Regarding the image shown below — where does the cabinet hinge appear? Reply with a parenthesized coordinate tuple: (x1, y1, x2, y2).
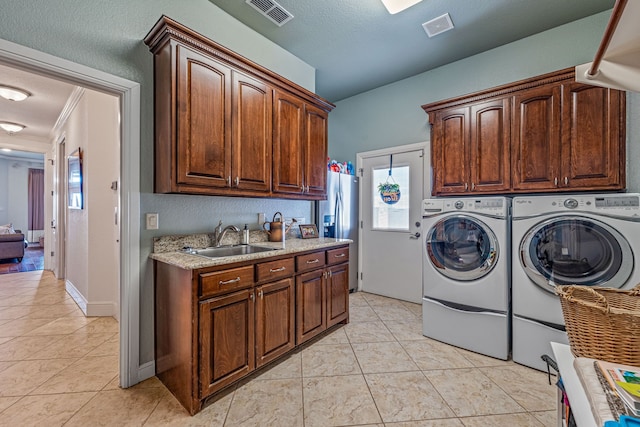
(360, 272, 363, 280)
(50, 251, 55, 257)
(358, 168, 364, 177)
(360, 220, 363, 229)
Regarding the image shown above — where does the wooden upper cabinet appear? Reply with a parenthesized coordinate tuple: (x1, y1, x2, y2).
(304, 104, 329, 198)
(470, 98, 511, 193)
(511, 84, 562, 191)
(176, 45, 232, 189)
(144, 16, 333, 199)
(561, 82, 625, 189)
(423, 67, 625, 196)
(429, 98, 510, 195)
(431, 107, 468, 194)
(232, 73, 272, 192)
(273, 90, 305, 195)
(273, 91, 329, 199)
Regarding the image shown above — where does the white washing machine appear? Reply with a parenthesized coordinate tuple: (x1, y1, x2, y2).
(512, 193, 640, 371)
(422, 197, 510, 360)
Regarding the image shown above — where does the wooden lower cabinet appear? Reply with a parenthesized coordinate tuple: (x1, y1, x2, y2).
(296, 259, 350, 345)
(154, 244, 350, 415)
(327, 263, 349, 328)
(296, 269, 327, 344)
(255, 278, 295, 367)
(199, 289, 255, 398)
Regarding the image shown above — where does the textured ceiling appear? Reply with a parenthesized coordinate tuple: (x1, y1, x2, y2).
(209, 0, 615, 102)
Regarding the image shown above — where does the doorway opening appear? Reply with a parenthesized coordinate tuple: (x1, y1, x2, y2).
(0, 38, 141, 387)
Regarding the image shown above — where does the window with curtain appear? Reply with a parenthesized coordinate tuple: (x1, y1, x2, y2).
(28, 168, 45, 242)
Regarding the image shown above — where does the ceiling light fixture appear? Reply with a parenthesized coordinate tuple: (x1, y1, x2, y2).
(1, 148, 11, 152)
(380, 0, 423, 14)
(0, 122, 26, 134)
(0, 85, 31, 102)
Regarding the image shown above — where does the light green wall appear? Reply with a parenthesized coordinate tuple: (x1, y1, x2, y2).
(328, 11, 612, 164)
(0, 0, 317, 366)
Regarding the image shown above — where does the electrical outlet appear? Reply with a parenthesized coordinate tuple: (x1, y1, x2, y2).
(146, 213, 159, 230)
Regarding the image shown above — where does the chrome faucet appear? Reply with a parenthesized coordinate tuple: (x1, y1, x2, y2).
(213, 221, 240, 247)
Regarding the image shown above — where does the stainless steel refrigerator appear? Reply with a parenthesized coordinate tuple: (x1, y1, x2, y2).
(316, 171, 359, 292)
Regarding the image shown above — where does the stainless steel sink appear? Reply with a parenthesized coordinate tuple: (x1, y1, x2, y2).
(186, 245, 276, 258)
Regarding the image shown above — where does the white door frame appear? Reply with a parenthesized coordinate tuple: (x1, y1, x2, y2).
(356, 142, 429, 294)
(0, 38, 141, 387)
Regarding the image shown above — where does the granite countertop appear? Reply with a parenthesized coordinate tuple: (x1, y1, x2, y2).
(150, 236, 352, 270)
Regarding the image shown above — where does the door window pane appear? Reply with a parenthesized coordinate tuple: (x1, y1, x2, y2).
(372, 165, 409, 231)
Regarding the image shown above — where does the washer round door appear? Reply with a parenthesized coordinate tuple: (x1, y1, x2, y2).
(426, 215, 499, 281)
(520, 215, 633, 293)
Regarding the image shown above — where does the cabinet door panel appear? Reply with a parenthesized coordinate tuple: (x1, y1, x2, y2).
(561, 83, 624, 189)
(327, 263, 349, 328)
(431, 108, 469, 195)
(256, 278, 295, 367)
(304, 104, 328, 198)
(273, 91, 304, 194)
(296, 270, 326, 344)
(470, 99, 511, 192)
(199, 289, 254, 397)
(512, 85, 561, 190)
(177, 45, 231, 188)
(233, 73, 272, 192)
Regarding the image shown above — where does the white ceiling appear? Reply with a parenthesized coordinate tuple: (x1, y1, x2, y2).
(209, 0, 615, 101)
(0, 62, 76, 158)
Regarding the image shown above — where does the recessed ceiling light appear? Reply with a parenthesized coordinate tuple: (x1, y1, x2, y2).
(0, 122, 26, 134)
(0, 85, 30, 102)
(380, 0, 423, 14)
(1, 148, 11, 152)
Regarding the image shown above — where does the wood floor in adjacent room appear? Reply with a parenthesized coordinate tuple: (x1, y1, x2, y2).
(0, 245, 44, 274)
(0, 271, 557, 426)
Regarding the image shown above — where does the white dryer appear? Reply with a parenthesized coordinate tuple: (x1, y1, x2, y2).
(422, 197, 510, 360)
(512, 193, 640, 371)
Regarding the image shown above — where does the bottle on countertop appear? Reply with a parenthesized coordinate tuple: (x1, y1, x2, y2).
(241, 224, 250, 245)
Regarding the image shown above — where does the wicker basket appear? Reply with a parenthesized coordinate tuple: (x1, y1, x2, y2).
(556, 284, 640, 366)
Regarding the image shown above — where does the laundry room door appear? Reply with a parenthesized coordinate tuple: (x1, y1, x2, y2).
(358, 145, 427, 304)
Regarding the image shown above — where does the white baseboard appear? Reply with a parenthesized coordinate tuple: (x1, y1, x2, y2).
(65, 280, 116, 317)
(86, 302, 117, 317)
(65, 280, 87, 315)
(138, 361, 155, 383)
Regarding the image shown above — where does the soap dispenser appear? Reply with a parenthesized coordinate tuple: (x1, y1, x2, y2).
(241, 224, 250, 245)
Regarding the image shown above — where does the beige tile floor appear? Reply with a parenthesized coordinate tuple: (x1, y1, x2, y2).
(0, 270, 558, 426)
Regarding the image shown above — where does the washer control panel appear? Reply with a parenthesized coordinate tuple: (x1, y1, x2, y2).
(512, 194, 640, 217)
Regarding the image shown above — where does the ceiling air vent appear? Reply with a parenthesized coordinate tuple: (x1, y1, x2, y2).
(422, 13, 454, 38)
(246, 0, 294, 27)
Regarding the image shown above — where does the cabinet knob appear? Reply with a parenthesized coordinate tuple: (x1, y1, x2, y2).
(227, 176, 232, 187)
(258, 290, 263, 298)
(564, 176, 568, 186)
(464, 183, 468, 190)
(471, 183, 475, 191)
(234, 176, 239, 187)
(554, 177, 558, 187)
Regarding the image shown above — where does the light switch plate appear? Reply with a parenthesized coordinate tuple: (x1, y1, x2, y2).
(146, 213, 159, 230)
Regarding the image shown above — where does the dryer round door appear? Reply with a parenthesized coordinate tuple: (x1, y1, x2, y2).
(425, 215, 499, 281)
(520, 215, 633, 293)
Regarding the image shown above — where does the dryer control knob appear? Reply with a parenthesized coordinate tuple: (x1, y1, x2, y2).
(454, 200, 464, 209)
(564, 198, 579, 209)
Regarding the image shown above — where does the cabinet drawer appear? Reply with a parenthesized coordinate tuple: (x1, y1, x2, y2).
(296, 251, 326, 273)
(256, 258, 295, 282)
(326, 247, 349, 265)
(200, 266, 254, 298)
